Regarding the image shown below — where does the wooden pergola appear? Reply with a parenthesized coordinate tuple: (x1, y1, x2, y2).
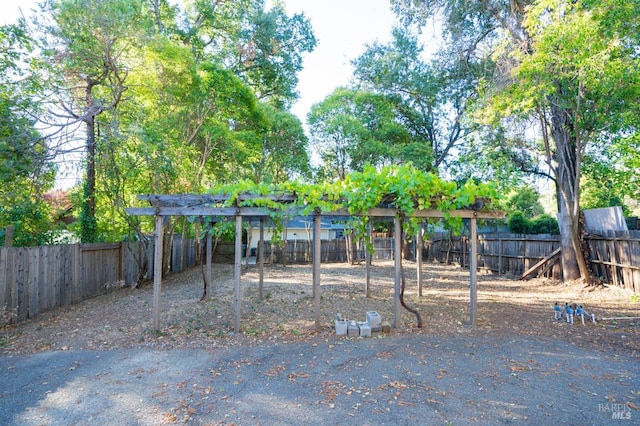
(126, 194, 504, 332)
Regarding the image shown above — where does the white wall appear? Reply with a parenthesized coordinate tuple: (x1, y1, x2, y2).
(248, 227, 332, 250)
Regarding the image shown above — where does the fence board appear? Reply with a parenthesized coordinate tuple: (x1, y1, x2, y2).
(28, 247, 39, 318)
(0, 249, 7, 318)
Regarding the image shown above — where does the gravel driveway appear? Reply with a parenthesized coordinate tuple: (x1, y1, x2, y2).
(1, 332, 637, 425)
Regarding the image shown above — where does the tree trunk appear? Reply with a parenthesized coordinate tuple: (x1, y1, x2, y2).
(550, 100, 591, 283)
(81, 87, 98, 243)
(556, 204, 580, 281)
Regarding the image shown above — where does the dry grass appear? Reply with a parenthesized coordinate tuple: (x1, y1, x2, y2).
(1, 260, 639, 355)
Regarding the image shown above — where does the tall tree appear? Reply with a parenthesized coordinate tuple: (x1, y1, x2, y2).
(177, 0, 316, 108)
(307, 88, 413, 179)
(0, 22, 56, 246)
(392, 0, 640, 282)
(251, 103, 310, 183)
(352, 27, 484, 173)
(14, 0, 314, 244)
(231, 2, 317, 107)
(40, 0, 151, 242)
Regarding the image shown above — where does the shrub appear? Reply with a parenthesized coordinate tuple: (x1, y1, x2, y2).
(507, 211, 559, 235)
(507, 211, 530, 234)
(530, 214, 559, 234)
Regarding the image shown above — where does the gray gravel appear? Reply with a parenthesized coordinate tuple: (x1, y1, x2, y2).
(0, 333, 637, 425)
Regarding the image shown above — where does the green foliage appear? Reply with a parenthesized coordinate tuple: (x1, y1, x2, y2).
(506, 186, 545, 219)
(230, 3, 317, 106)
(0, 195, 56, 246)
(179, 0, 316, 107)
(307, 26, 479, 177)
(351, 27, 470, 173)
(391, 0, 640, 282)
(0, 23, 57, 246)
(507, 211, 559, 235)
(530, 214, 560, 234)
(249, 103, 311, 183)
(507, 212, 529, 234)
(581, 157, 632, 215)
(79, 180, 99, 243)
(4, 0, 316, 243)
(206, 164, 501, 241)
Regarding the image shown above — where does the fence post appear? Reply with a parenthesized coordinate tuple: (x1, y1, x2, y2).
(4, 225, 13, 247)
(365, 221, 372, 298)
(118, 242, 123, 283)
(206, 228, 212, 295)
(0, 248, 8, 322)
(259, 217, 264, 300)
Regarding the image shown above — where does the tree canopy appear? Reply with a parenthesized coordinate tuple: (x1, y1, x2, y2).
(387, 0, 640, 282)
(0, 0, 316, 245)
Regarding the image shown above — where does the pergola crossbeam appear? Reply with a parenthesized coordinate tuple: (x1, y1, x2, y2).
(126, 206, 503, 220)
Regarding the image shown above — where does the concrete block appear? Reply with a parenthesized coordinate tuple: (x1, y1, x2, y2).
(347, 321, 359, 337)
(335, 319, 347, 335)
(365, 311, 382, 328)
(357, 321, 371, 337)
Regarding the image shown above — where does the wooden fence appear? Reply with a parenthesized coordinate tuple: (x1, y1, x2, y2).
(588, 232, 640, 293)
(260, 238, 395, 264)
(3, 231, 638, 326)
(1, 238, 198, 325)
(425, 232, 640, 292)
(264, 239, 348, 263)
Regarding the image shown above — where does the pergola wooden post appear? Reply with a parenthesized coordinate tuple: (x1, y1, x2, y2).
(469, 217, 478, 326)
(417, 222, 424, 297)
(365, 220, 372, 298)
(234, 213, 242, 332)
(205, 225, 212, 295)
(393, 215, 402, 329)
(258, 217, 265, 300)
(313, 212, 321, 330)
(152, 214, 164, 331)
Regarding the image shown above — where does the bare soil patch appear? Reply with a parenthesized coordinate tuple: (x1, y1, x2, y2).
(2, 260, 639, 355)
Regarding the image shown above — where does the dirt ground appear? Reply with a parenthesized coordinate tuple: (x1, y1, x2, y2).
(2, 260, 639, 356)
(1, 260, 640, 425)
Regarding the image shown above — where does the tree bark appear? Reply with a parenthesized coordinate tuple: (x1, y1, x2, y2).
(550, 99, 591, 283)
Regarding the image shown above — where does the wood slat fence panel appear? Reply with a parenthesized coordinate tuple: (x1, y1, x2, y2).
(263, 240, 326, 263)
(588, 231, 640, 293)
(259, 238, 394, 264)
(0, 238, 198, 326)
(426, 232, 638, 291)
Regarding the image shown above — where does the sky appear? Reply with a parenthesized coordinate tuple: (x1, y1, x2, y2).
(1, 0, 398, 124)
(276, 0, 397, 122)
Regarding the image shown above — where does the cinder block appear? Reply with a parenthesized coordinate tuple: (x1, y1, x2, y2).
(347, 321, 359, 337)
(365, 311, 382, 328)
(335, 319, 347, 335)
(357, 321, 371, 337)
